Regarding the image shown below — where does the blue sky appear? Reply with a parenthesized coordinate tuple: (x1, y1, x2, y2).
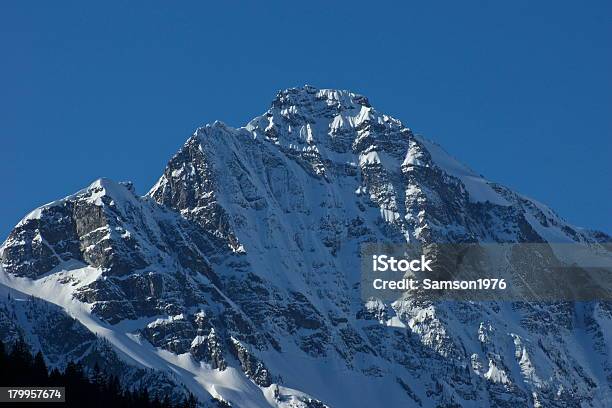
(1, 1, 610, 238)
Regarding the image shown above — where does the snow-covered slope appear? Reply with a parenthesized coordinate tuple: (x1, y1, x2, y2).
(1, 86, 611, 407)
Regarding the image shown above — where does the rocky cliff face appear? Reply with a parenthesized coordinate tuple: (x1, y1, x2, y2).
(1, 86, 610, 407)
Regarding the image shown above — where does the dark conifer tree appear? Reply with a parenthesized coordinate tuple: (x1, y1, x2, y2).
(8, 337, 33, 385)
(32, 351, 48, 385)
(182, 393, 198, 408)
(0, 340, 7, 385)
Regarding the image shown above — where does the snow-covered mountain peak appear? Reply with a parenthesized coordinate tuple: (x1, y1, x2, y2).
(148, 85, 610, 247)
(87, 177, 138, 203)
(243, 86, 406, 156)
(2, 86, 611, 407)
(9, 177, 136, 232)
(270, 85, 371, 112)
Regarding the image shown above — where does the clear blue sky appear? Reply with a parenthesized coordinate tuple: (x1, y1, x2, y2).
(1, 1, 610, 239)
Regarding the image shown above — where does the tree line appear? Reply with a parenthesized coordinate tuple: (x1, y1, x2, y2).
(0, 338, 199, 408)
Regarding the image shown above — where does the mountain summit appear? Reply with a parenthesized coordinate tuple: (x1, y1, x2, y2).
(1, 86, 610, 407)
